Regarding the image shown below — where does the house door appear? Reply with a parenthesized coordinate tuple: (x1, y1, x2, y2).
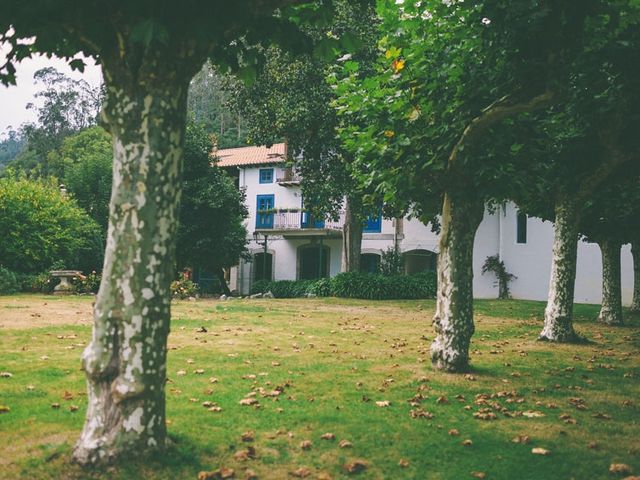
(298, 245, 329, 280)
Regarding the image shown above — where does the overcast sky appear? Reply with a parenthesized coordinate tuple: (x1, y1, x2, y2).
(0, 52, 102, 138)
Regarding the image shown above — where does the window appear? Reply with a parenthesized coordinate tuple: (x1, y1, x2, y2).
(363, 210, 382, 233)
(254, 252, 273, 281)
(298, 244, 330, 280)
(256, 195, 274, 229)
(516, 211, 527, 244)
(259, 168, 274, 184)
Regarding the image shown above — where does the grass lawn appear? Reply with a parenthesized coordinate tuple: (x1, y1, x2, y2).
(0, 295, 639, 479)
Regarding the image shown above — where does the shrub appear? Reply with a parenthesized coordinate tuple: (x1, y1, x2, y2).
(171, 278, 199, 299)
(0, 266, 18, 295)
(308, 277, 333, 297)
(250, 279, 272, 295)
(74, 271, 102, 294)
(0, 177, 104, 275)
(481, 255, 516, 299)
(249, 272, 437, 300)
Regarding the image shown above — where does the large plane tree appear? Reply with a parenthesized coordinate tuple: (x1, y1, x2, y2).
(0, 0, 346, 465)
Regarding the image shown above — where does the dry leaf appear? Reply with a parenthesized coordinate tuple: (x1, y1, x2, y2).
(339, 439, 353, 448)
(462, 439, 473, 447)
(343, 460, 368, 474)
(176, 369, 187, 376)
(511, 435, 530, 444)
(320, 433, 335, 441)
(0, 405, 10, 414)
(69, 405, 79, 412)
(240, 398, 259, 406)
(471, 472, 486, 479)
(242, 431, 255, 442)
(51, 403, 60, 409)
(610, 464, 632, 474)
(300, 440, 312, 450)
(194, 369, 205, 375)
(448, 429, 460, 436)
(375, 400, 391, 407)
(244, 469, 258, 480)
(198, 468, 235, 480)
(0, 372, 13, 378)
(522, 410, 545, 418)
(531, 448, 550, 456)
(398, 459, 409, 468)
(290, 467, 311, 478)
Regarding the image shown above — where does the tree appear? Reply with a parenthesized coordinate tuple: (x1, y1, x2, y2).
(10, 67, 102, 177)
(1, 0, 346, 463)
(0, 128, 25, 172)
(0, 176, 103, 274)
(508, 3, 640, 340)
(230, 1, 379, 273)
(187, 63, 248, 148)
(337, 0, 592, 371)
(578, 169, 640, 325)
(177, 121, 249, 294)
(59, 126, 113, 232)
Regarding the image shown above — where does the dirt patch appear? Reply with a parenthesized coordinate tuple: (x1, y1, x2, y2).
(0, 296, 94, 329)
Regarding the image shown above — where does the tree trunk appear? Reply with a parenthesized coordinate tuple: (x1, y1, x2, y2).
(430, 192, 484, 372)
(597, 239, 623, 325)
(539, 197, 584, 342)
(73, 57, 194, 464)
(631, 240, 640, 312)
(341, 195, 363, 273)
(217, 269, 232, 296)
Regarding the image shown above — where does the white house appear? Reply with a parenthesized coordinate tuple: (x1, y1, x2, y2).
(216, 143, 635, 304)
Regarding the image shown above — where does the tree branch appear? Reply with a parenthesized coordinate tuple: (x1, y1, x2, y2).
(449, 90, 556, 169)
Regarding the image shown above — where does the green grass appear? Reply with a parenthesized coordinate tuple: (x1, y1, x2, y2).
(1, 295, 639, 479)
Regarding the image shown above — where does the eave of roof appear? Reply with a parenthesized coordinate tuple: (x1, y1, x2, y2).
(213, 143, 286, 168)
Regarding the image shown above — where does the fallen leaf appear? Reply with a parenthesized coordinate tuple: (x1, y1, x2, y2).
(51, 403, 60, 409)
(343, 460, 368, 474)
(398, 458, 409, 468)
(511, 435, 530, 444)
(69, 405, 79, 412)
(320, 433, 335, 441)
(194, 369, 205, 375)
(375, 400, 391, 407)
(0, 372, 13, 378)
(339, 439, 353, 448)
(610, 464, 632, 475)
(448, 429, 460, 436)
(462, 439, 473, 447)
(290, 467, 311, 478)
(522, 410, 545, 418)
(300, 440, 312, 450)
(240, 398, 259, 406)
(471, 472, 486, 479)
(176, 370, 187, 376)
(242, 431, 255, 442)
(0, 405, 10, 414)
(531, 448, 550, 456)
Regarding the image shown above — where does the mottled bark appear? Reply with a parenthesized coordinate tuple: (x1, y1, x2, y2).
(430, 193, 484, 372)
(540, 198, 584, 342)
(632, 240, 640, 312)
(73, 53, 196, 464)
(341, 195, 363, 273)
(597, 239, 623, 325)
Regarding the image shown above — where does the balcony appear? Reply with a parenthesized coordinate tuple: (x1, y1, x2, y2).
(255, 209, 345, 238)
(276, 168, 302, 186)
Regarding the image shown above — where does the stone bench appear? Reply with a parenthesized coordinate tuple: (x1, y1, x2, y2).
(50, 270, 84, 295)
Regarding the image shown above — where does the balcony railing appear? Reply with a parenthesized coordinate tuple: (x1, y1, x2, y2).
(257, 209, 345, 231)
(276, 168, 302, 185)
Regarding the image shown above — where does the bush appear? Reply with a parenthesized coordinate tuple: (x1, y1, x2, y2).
(171, 278, 199, 299)
(74, 271, 102, 294)
(250, 279, 272, 295)
(0, 177, 104, 275)
(249, 271, 437, 300)
(0, 266, 18, 295)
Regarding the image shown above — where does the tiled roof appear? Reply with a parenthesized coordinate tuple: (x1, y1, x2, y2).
(214, 143, 286, 167)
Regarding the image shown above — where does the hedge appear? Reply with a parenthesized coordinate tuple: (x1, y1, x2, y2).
(250, 271, 436, 300)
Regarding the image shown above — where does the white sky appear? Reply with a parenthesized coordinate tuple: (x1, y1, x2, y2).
(0, 52, 102, 138)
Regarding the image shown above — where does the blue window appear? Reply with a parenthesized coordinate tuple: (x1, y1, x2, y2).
(256, 195, 274, 229)
(363, 211, 382, 233)
(259, 168, 274, 184)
